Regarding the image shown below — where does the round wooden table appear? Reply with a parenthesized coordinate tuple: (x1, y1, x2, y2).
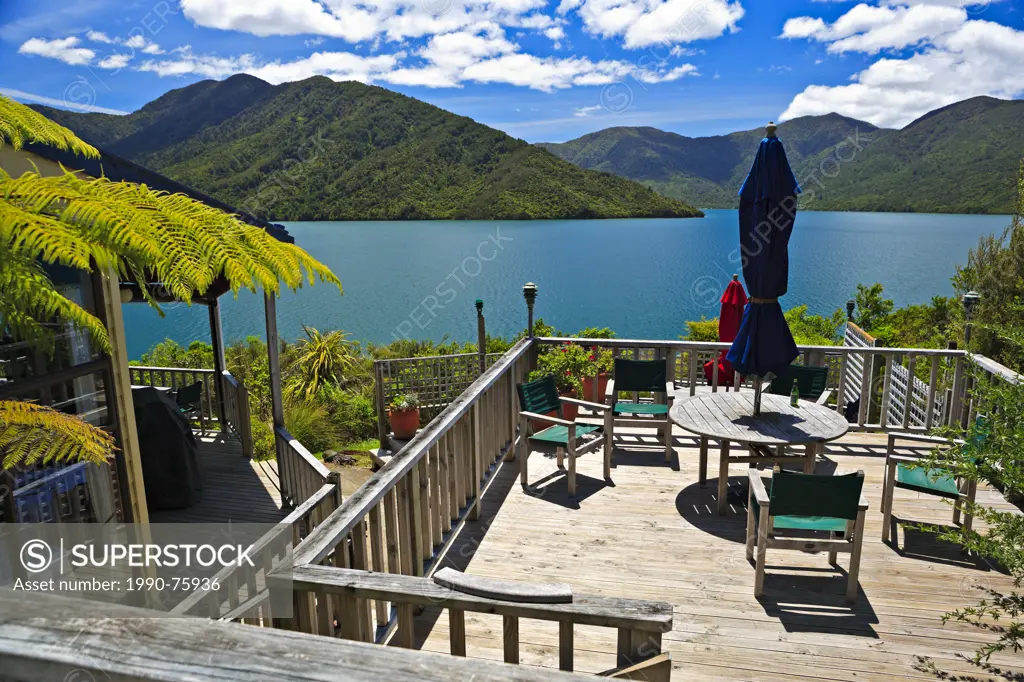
(670, 391, 850, 514)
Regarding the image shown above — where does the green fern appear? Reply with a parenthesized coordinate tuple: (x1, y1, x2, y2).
(0, 95, 99, 158)
(0, 400, 114, 468)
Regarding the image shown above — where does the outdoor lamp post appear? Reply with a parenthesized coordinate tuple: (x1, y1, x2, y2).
(523, 282, 538, 338)
(476, 299, 486, 373)
(962, 290, 981, 348)
(846, 299, 856, 321)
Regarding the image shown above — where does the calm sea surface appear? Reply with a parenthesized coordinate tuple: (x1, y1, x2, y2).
(123, 210, 1011, 359)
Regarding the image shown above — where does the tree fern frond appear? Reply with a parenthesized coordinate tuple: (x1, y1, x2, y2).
(0, 400, 114, 468)
(0, 95, 99, 158)
(0, 246, 111, 353)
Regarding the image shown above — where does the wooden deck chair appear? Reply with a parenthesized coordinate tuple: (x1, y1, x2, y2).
(747, 468, 868, 602)
(605, 359, 675, 466)
(175, 381, 206, 432)
(768, 365, 833, 406)
(516, 375, 610, 497)
(881, 418, 987, 544)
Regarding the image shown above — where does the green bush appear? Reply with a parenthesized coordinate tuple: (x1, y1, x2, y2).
(283, 398, 342, 455)
(251, 418, 275, 462)
(683, 318, 719, 342)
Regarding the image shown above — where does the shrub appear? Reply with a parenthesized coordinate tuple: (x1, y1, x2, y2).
(284, 398, 342, 455)
(251, 418, 275, 462)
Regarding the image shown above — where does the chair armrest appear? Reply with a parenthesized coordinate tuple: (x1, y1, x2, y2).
(520, 411, 574, 427)
(665, 381, 676, 402)
(560, 396, 610, 411)
(888, 432, 957, 447)
(747, 470, 770, 506)
(604, 378, 616, 401)
(858, 494, 869, 510)
(816, 389, 834, 406)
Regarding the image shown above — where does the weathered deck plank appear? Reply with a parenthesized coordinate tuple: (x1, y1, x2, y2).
(411, 429, 1021, 681)
(149, 431, 288, 524)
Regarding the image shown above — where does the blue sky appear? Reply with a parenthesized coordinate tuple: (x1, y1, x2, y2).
(1, 0, 1021, 142)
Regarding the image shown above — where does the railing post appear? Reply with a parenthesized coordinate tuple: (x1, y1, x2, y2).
(476, 299, 486, 375)
(374, 360, 389, 448)
(208, 299, 228, 432)
(237, 380, 254, 459)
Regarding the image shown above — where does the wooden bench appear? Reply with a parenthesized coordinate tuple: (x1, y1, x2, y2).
(282, 565, 673, 675)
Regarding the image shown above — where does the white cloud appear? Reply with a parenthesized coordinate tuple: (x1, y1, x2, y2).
(142, 43, 165, 55)
(18, 37, 95, 66)
(248, 51, 403, 84)
(544, 25, 565, 48)
(576, 0, 744, 48)
(85, 30, 115, 44)
(139, 47, 259, 78)
(305, 36, 326, 47)
(97, 53, 132, 69)
(574, 104, 602, 116)
(781, 5, 1024, 129)
(781, 3, 966, 54)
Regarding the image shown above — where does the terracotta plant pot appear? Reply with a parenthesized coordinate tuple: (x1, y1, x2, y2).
(559, 389, 579, 422)
(389, 407, 420, 440)
(582, 373, 610, 403)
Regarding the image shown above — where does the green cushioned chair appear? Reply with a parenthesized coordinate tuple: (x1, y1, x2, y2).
(881, 417, 988, 545)
(174, 381, 206, 432)
(605, 358, 675, 466)
(746, 468, 868, 602)
(516, 375, 608, 497)
(767, 365, 833, 406)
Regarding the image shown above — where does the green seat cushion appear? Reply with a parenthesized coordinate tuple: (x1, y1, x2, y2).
(613, 402, 669, 416)
(754, 504, 849, 532)
(530, 424, 600, 444)
(896, 463, 959, 498)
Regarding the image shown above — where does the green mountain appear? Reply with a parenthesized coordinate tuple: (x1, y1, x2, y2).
(541, 97, 1024, 214)
(34, 75, 701, 221)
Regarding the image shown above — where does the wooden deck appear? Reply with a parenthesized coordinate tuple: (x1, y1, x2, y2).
(412, 429, 1022, 681)
(149, 431, 289, 524)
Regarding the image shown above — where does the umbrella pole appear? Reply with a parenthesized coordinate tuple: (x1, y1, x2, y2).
(752, 376, 763, 417)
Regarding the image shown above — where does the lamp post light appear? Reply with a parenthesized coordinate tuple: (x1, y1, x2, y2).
(523, 282, 538, 338)
(962, 290, 981, 349)
(846, 299, 856, 322)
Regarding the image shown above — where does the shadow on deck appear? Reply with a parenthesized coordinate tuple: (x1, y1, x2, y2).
(410, 430, 1022, 681)
(149, 430, 289, 524)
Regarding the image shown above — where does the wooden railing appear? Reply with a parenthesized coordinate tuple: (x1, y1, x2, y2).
(374, 351, 503, 443)
(221, 370, 253, 458)
(275, 427, 333, 508)
(278, 566, 673, 675)
(2, 591, 589, 682)
(537, 337, 971, 433)
(128, 365, 218, 425)
(170, 482, 341, 621)
(277, 337, 532, 639)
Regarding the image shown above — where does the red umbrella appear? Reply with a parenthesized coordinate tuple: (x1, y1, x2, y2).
(704, 274, 748, 386)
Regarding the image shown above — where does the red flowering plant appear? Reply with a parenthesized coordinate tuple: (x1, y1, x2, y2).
(528, 341, 592, 394)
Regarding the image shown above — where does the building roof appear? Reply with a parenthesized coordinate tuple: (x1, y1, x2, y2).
(22, 141, 293, 244)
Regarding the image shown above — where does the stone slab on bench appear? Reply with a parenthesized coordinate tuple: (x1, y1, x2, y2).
(432, 567, 573, 604)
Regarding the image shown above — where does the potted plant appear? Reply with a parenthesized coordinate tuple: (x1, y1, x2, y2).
(529, 341, 590, 422)
(581, 345, 614, 402)
(388, 394, 420, 440)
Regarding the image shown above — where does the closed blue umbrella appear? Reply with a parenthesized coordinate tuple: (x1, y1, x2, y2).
(726, 122, 800, 415)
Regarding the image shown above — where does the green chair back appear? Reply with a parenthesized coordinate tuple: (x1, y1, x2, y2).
(768, 365, 829, 401)
(613, 359, 666, 394)
(517, 375, 562, 418)
(176, 381, 203, 410)
(768, 470, 865, 520)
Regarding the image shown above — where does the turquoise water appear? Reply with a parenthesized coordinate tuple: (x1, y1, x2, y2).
(122, 210, 1012, 359)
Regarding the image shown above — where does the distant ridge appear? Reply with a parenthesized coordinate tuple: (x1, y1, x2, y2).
(33, 75, 702, 221)
(541, 97, 1024, 214)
